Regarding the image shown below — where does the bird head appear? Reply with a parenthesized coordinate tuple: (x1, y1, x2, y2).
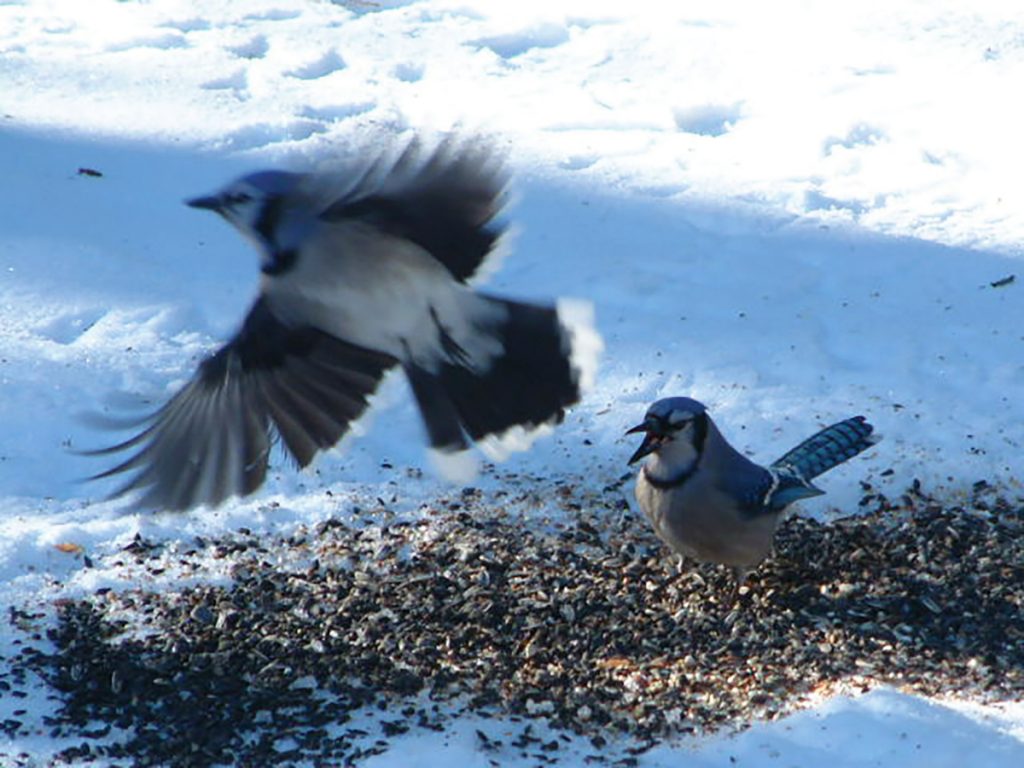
(626, 396, 708, 465)
(187, 171, 307, 271)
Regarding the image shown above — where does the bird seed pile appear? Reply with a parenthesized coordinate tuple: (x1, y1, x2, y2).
(6, 481, 1023, 767)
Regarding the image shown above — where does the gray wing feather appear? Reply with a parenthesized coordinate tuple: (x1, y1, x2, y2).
(85, 298, 396, 512)
(318, 136, 508, 283)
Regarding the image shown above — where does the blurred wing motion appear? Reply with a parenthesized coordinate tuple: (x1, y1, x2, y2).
(321, 136, 508, 283)
(86, 299, 396, 511)
(85, 134, 600, 511)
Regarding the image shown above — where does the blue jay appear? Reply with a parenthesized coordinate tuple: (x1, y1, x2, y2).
(627, 397, 877, 598)
(88, 136, 600, 511)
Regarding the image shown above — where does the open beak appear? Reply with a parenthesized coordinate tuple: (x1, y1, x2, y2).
(185, 195, 223, 212)
(626, 420, 662, 464)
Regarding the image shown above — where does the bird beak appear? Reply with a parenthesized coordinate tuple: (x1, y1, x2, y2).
(186, 195, 223, 212)
(626, 420, 661, 464)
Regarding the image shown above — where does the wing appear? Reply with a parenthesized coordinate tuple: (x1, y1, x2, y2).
(731, 464, 780, 517)
(86, 298, 397, 512)
(318, 136, 508, 283)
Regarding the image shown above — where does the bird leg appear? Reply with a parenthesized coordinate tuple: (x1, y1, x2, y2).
(726, 566, 750, 607)
(652, 554, 691, 601)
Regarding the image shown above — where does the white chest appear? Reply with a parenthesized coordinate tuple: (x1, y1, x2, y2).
(264, 223, 504, 368)
(633, 467, 778, 569)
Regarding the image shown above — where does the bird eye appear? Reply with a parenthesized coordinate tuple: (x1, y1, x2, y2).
(225, 192, 253, 206)
(666, 411, 693, 428)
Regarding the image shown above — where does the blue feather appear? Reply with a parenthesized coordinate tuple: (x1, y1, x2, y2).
(760, 416, 876, 511)
(766, 468, 825, 510)
(771, 416, 876, 481)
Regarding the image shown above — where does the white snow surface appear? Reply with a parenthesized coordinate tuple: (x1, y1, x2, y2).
(1, 0, 1022, 765)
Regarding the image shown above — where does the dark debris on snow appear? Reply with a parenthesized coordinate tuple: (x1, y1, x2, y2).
(4, 481, 1023, 766)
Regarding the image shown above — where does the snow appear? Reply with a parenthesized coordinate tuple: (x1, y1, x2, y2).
(1, 0, 1021, 765)
(355, 690, 1024, 768)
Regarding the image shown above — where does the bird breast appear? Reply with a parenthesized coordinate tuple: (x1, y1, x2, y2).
(635, 469, 779, 569)
(263, 221, 506, 371)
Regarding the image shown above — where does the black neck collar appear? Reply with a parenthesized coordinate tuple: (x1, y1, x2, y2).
(641, 411, 707, 490)
(261, 248, 298, 276)
(642, 462, 697, 490)
(693, 410, 709, 454)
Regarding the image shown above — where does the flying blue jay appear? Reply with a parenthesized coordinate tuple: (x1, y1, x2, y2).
(627, 397, 877, 599)
(87, 136, 600, 511)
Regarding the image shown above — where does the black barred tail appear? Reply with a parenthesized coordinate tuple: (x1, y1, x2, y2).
(404, 296, 600, 456)
(771, 415, 877, 481)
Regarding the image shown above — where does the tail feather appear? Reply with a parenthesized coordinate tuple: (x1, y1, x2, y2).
(404, 362, 470, 453)
(765, 470, 825, 511)
(444, 299, 576, 440)
(404, 297, 599, 463)
(771, 415, 876, 481)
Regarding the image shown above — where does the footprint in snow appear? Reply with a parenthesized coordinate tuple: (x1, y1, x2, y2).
(803, 189, 871, 218)
(242, 9, 301, 22)
(299, 103, 375, 123)
(471, 22, 570, 59)
(392, 62, 423, 83)
(160, 18, 211, 33)
(672, 102, 744, 137)
(201, 69, 248, 92)
(286, 50, 346, 80)
(34, 309, 108, 346)
(223, 119, 328, 150)
(560, 154, 599, 171)
(227, 35, 269, 59)
(823, 123, 887, 154)
(106, 32, 188, 52)
(346, 0, 421, 13)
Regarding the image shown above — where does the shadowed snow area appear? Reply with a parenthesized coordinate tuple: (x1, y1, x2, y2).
(0, 0, 1021, 766)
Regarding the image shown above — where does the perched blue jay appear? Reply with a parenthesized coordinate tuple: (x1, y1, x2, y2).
(627, 397, 877, 599)
(88, 136, 600, 511)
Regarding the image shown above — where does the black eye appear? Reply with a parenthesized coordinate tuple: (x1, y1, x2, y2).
(665, 412, 694, 430)
(225, 192, 253, 206)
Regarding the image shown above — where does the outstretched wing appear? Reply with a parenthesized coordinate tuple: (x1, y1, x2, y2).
(319, 136, 508, 283)
(85, 298, 397, 512)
